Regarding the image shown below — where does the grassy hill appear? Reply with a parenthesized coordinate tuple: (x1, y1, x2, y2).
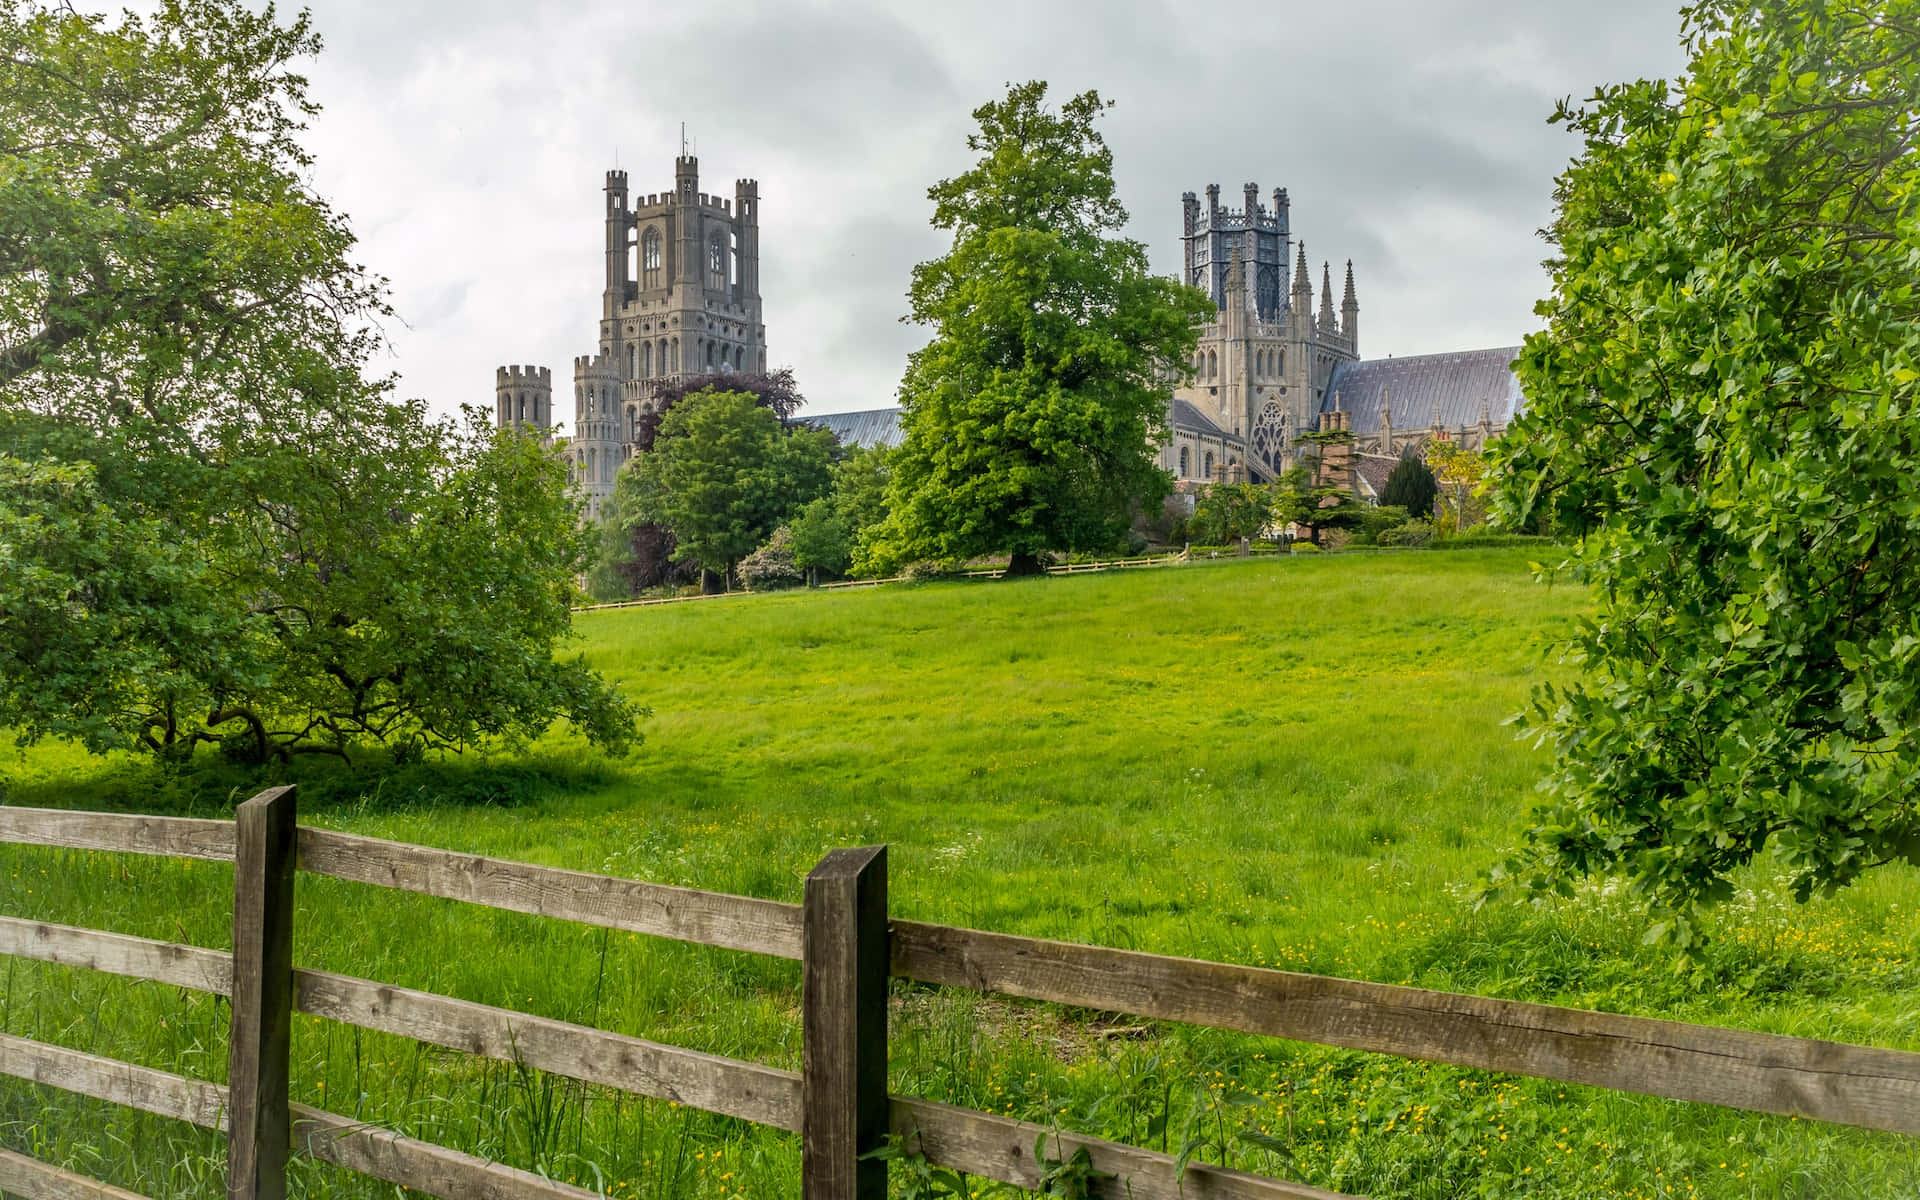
(2, 549, 1916, 1197)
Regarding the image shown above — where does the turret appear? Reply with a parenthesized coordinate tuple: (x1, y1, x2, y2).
(675, 155, 700, 284)
(735, 177, 760, 301)
(604, 170, 629, 316)
(495, 364, 552, 433)
(1205, 182, 1221, 217)
(1243, 181, 1260, 217)
(1341, 259, 1359, 349)
(1182, 191, 1200, 236)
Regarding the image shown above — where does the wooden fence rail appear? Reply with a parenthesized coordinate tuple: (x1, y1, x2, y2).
(0, 794, 1915, 1200)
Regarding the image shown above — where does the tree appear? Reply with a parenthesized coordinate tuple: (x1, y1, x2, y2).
(868, 81, 1217, 576)
(0, 0, 641, 762)
(1424, 439, 1488, 533)
(618, 389, 833, 590)
(1271, 465, 1365, 547)
(787, 498, 853, 584)
(1380, 453, 1438, 520)
(1489, 0, 1920, 941)
(1189, 482, 1271, 544)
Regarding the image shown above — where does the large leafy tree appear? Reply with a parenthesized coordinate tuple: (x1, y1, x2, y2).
(870, 81, 1216, 576)
(617, 389, 834, 590)
(1491, 0, 1920, 940)
(0, 0, 641, 762)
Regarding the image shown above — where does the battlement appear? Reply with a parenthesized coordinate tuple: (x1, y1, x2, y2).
(573, 353, 616, 375)
(496, 364, 552, 386)
(605, 169, 628, 189)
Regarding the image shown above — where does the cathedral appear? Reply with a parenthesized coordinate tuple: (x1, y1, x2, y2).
(493, 152, 767, 520)
(494, 153, 1523, 515)
(1157, 180, 1523, 495)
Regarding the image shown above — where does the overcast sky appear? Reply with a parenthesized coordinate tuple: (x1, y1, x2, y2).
(292, 0, 1690, 428)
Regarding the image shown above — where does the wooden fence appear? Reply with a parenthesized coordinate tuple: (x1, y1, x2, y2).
(0, 789, 1917, 1199)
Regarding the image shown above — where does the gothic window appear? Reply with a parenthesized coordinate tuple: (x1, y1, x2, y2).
(642, 228, 662, 289)
(734, 345, 744, 370)
(708, 236, 727, 290)
(706, 340, 716, 368)
(1257, 264, 1280, 316)
(1204, 451, 1215, 479)
(1207, 350, 1217, 379)
(1277, 349, 1285, 374)
(642, 341, 653, 377)
(517, 394, 525, 422)
(627, 344, 636, 378)
(658, 338, 667, 374)
(1252, 401, 1286, 475)
(671, 338, 679, 372)
(1179, 446, 1190, 477)
(587, 447, 596, 480)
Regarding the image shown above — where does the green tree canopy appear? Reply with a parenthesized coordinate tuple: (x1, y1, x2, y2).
(1189, 482, 1271, 544)
(617, 389, 834, 589)
(869, 81, 1216, 576)
(1491, 0, 1920, 941)
(0, 0, 641, 762)
(1380, 453, 1438, 520)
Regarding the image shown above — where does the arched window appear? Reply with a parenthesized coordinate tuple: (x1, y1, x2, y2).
(630, 410, 640, 441)
(642, 228, 662, 289)
(708, 236, 727, 290)
(587, 448, 596, 480)
(1207, 350, 1217, 379)
(671, 338, 679, 372)
(517, 394, 525, 422)
(658, 338, 667, 376)
(1277, 349, 1285, 373)
(627, 344, 636, 378)
(1204, 451, 1215, 479)
(642, 341, 652, 377)
(1179, 446, 1190, 477)
(734, 345, 744, 370)
(706, 340, 716, 368)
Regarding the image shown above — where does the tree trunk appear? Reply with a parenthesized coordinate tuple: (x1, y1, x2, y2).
(1004, 552, 1045, 578)
(701, 568, 724, 595)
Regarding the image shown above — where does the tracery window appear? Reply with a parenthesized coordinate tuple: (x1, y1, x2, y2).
(642, 342, 653, 377)
(1252, 401, 1286, 476)
(642, 228, 662, 289)
(708, 236, 727, 290)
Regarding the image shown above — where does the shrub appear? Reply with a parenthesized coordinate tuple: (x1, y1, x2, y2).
(1289, 541, 1322, 555)
(1378, 520, 1435, 548)
(739, 528, 804, 591)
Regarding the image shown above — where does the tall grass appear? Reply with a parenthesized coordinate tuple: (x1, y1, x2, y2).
(1, 549, 1915, 1197)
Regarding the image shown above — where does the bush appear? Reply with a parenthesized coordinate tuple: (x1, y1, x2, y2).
(739, 528, 804, 591)
(1378, 520, 1435, 548)
(1288, 541, 1322, 555)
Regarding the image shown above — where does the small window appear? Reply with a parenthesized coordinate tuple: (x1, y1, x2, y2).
(1179, 446, 1190, 476)
(1204, 451, 1215, 478)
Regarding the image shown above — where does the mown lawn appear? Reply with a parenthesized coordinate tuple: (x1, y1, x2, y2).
(2, 548, 1915, 1198)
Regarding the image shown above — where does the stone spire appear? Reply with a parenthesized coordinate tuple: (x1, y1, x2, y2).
(1341, 259, 1359, 346)
(1291, 240, 1312, 320)
(1318, 261, 1337, 332)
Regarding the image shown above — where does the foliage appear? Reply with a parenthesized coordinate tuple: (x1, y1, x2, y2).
(739, 526, 804, 591)
(1376, 520, 1435, 548)
(1189, 482, 1272, 544)
(1351, 504, 1410, 546)
(1380, 454, 1438, 519)
(616, 389, 834, 588)
(868, 81, 1217, 576)
(1424, 440, 1487, 534)
(630, 367, 804, 452)
(0, 0, 639, 762)
(1489, 0, 1920, 940)
(786, 498, 852, 583)
(1271, 464, 1366, 546)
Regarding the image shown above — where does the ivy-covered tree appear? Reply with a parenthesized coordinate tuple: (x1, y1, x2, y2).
(1490, 0, 1920, 942)
(0, 0, 641, 762)
(1380, 453, 1438, 520)
(868, 81, 1216, 576)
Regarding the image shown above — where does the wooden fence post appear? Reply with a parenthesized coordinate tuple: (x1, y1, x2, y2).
(801, 845, 888, 1200)
(228, 785, 296, 1200)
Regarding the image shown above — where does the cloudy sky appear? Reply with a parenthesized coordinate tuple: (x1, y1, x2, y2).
(292, 0, 1690, 428)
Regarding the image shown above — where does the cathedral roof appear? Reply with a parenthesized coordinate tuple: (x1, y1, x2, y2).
(1322, 347, 1525, 434)
(1169, 397, 1229, 438)
(802, 407, 905, 449)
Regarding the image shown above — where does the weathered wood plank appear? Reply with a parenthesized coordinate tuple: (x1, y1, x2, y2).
(0, 1034, 227, 1130)
(0, 808, 233, 861)
(228, 786, 296, 1200)
(801, 846, 888, 1200)
(891, 921, 1920, 1135)
(292, 969, 802, 1132)
(0, 1148, 153, 1200)
(291, 1106, 602, 1200)
(297, 828, 802, 959)
(0, 916, 231, 995)
(894, 1097, 1357, 1200)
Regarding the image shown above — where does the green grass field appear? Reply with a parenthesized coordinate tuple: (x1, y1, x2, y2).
(2, 549, 1916, 1198)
